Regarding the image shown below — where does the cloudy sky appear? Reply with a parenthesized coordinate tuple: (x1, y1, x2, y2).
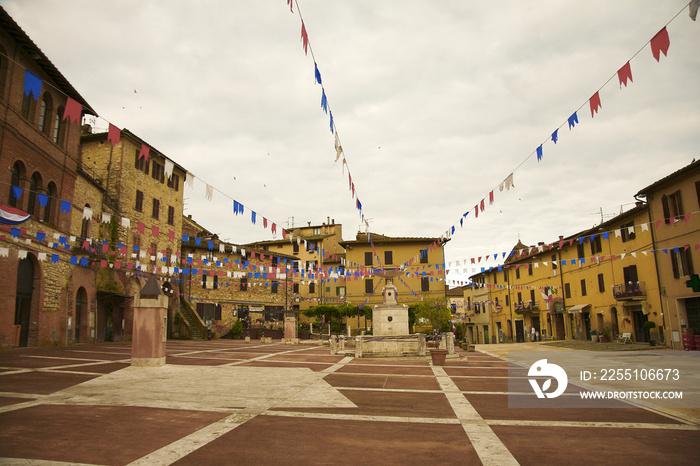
(3, 0, 699, 285)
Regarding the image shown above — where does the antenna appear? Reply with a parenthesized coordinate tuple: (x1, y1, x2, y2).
(360, 218, 373, 233)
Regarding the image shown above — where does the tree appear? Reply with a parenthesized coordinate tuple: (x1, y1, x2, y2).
(412, 300, 451, 334)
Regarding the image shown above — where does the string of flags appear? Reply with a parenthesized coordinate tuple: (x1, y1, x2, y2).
(283, 0, 368, 227)
(438, 1, 698, 243)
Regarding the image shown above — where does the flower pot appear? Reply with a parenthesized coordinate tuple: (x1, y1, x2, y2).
(600, 336, 609, 343)
(429, 349, 448, 366)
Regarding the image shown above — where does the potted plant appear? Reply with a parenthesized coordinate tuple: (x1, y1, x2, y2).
(590, 329, 599, 343)
(429, 346, 448, 365)
(600, 324, 612, 343)
(644, 321, 658, 346)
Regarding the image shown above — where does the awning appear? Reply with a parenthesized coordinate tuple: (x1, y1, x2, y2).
(567, 303, 591, 314)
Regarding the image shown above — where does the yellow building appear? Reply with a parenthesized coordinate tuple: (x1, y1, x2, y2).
(248, 218, 345, 311)
(471, 202, 664, 345)
(636, 160, 700, 349)
(340, 232, 447, 308)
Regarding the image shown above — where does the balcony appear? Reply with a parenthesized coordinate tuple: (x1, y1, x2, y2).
(515, 300, 540, 314)
(613, 281, 646, 300)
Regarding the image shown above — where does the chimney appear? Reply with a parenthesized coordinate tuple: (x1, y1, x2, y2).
(81, 124, 92, 136)
(559, 236, 564, 241)
(331, 219, 335, 225)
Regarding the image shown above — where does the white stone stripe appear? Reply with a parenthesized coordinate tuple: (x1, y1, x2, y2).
(432, 365, 519, 466)
(0, 458, 103, 465)
(322, 356, 360, 374)
(336, 387, 440, 394)
(485, 419, 699, 430)
(127, 411, 260, 466)
(263, 410, 460, 425)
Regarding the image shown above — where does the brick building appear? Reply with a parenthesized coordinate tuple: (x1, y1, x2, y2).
(0, 7, 98, 346)
(79, 128, 188, 341)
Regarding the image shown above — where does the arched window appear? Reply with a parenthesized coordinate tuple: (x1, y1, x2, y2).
(9, 161, 25, 208)
(53, 106, 64, 145)
(80, 203, 90, 238)
(38, 93, 53, 135)
(21, 93, 34, 121)
(43, 181, 56, 224)
(27, 172, 43, 217)
(75, 287, 87, 343)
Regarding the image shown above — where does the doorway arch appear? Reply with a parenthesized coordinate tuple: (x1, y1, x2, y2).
(14, 255, 36, 347)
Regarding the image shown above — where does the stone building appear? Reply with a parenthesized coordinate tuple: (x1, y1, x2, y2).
(0, 8, 98, 347)
(181, 215, 295, 338)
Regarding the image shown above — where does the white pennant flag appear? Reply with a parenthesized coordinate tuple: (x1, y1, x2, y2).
(334, 132, 343, 163)
(164, 159, 174, 180)
(205, 184, 213, 201)
(186, 172, 195, 189)
(121, 217, 131, 229)
(101, 212, 111, 224)
(82, 206, 92, 221)
(641, 223, 649, 232)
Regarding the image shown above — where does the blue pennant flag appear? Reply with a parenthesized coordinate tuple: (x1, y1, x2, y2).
(208, 241, 214, 251)
(24, 70, 42, 99)
(568, 112, 578, 130)
(11, 186, 22, 200)
(37, 193, 48, 208)
(552, 129, 559, 144)
(251, 211, 256, 224)
(536, 144, 543, 162)
(321, 89, 328, 114)
(330, 111, 334, 133)
(314, 62, 322, 84)
(195, 237, 201, 246)
(60, 200, 71, 214)
(183, 234, 189, 243)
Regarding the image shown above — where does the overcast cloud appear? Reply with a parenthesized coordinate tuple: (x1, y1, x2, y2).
(3, 0, 699, 286)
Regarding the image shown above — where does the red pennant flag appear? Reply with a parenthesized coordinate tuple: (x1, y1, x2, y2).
(589, 91, 601, 118)
(115, 261, 121, 270)
(617, 61, 633, 87)
(301, 22, 309, 55)
(287, 0, 293, 13)
(100, 259, 107, 268)
(138, 144, 150, 162)
(169, 230, 175, 241)
(480, 199, 485, 212)
(263, 217, 268, 229)
(137, 221, 145, 234)
(63, 97, 82, 124)
(489, 191, 494, 205)
(108, 124, 121, 147)
(152, 226, 159, 237)
(650, 27, 670, 62)
(474, 204, 479, 218)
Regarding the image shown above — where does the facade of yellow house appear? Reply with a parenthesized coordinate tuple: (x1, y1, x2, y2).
(636, 160, 700, 350)
(340, 232, 448, 311)
(470, 203, 664, 345)
(461, 279, 491, 344)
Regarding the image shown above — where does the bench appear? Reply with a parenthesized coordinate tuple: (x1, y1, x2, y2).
(617, 332, 632, 344)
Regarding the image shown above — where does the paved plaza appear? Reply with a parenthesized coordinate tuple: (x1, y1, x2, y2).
(1, 340, 699, 465)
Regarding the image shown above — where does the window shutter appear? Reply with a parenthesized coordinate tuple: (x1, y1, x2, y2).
(662, 195, 671, 224)
(671, 252, 679, 279)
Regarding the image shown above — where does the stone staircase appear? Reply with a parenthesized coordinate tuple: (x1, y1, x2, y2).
(178, 296, 207, 340)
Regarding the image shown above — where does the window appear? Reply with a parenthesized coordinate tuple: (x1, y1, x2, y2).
(581, 279, 587, 296)
(530, 289, 536, 304)
(517, 292, 522, 304)
(505, 295, 510, 306)
(9, 161, 23, 208)
(134, 149, 149, 174)
(528, 264, 533, 276)
(38, 93, 52, 135)
(621, 222, 636, 242)
(590, 235, 602, 255)
(516, 267, 520, 279)
(44, 182, 56, 223)
(151, 161, 165, 183)
(167, 206, 175, 226)
(166, 248, 172, 265)
(336, 286, 346, 297)
(240, 277, 248, 291)
(671, 247, 694, 279)
(132, 234, 140, 253)
(293, 242, 299, 254)
(384, 250, 393, 265)
(152, 198, 160, 219)
(52, 107, 64, 144)
(213, 274, 218, 290)
(577, 242, 585, 259)
(80, 204, 90, 238)
(293, 283, 299, 294)
(135, 190, 144, 212)
(21, 92, 34, 120)
(552, 254, 558, 276)
(365, 279, 373, 294)
(662, 191, 683, 223)
(598, 273, 605, 293)
(420, 249, 428, 264)
(564, 283, 571, 299)
(421, 277, 430, 292)
(167, 173, 180, 191)
(364, 251, 373, 266)
(27, 172, 42, 217)
(309, 282, 316, 294)
(503, 270, 508, 282)
(271, 281, 279, 293)
(696, 181, 700, 209)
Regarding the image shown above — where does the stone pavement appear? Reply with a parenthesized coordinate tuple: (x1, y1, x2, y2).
(0, 340, 699, 465)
